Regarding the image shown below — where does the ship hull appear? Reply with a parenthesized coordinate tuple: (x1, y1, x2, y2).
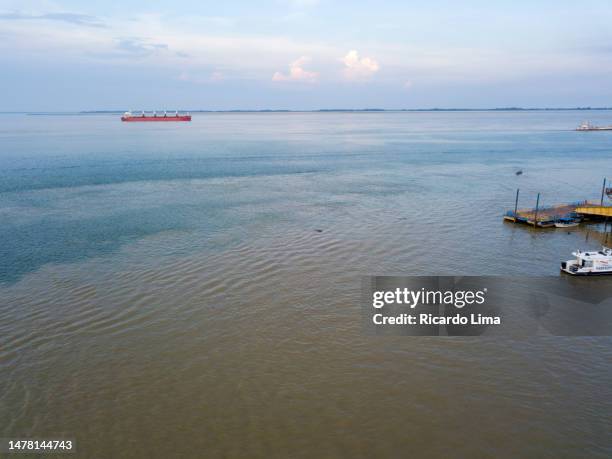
(121, 115, 191, 122)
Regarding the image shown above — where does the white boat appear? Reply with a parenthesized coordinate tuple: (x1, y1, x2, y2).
(561, 247, 612, 275)
(576, 121, 612, 131)
(554, 221, 579, 228)
(554, 217, 580, 228)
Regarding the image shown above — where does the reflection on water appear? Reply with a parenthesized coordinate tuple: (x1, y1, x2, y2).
(1, 112, 612, 457)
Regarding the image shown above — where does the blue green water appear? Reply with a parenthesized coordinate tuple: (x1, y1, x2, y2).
(1, 112, 612, 458)
(1, 111, 611, 284)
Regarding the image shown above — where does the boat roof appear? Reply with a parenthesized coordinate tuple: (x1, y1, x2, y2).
(575, 249, 612, 260)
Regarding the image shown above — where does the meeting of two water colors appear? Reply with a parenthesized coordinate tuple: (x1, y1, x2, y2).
(1, 111, 612, 458)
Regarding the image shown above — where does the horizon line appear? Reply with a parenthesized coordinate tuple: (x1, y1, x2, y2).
(4, 106, 612, 115)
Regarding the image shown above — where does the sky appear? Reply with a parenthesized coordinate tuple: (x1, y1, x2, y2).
(2, 0, 612, 110)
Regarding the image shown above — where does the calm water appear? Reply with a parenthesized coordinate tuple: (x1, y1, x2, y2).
(1, 112, 611, 458)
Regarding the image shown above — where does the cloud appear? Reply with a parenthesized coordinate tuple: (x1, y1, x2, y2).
(341, 50, 379, 80)
(116, 37, 168, 56)
(0, 10, 336, 74)
(272, 56, 318, 83)
(0, 11, 105, 28)
(404, 81, 413, 89)
(83, 36, 170, 60)
(14, 9, 602, 89)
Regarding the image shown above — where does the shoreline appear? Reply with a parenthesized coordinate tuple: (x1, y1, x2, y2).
(3, 107, 612, 115)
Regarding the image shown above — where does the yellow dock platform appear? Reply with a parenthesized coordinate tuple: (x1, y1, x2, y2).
(575, 205, 612, 218)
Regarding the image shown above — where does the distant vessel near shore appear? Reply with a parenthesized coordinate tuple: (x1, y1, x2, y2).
(576, 121, 612, 131)
(121, 111, 191, 122)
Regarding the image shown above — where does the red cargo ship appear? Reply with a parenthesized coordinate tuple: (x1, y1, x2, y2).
(121, 111, 191, 122)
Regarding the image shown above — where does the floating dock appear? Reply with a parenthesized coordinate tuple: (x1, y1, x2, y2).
(504, 201, 595, 227)
(504, 181, 612, 227)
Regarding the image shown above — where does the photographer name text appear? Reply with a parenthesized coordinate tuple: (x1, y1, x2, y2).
(371, 287, 501, 326)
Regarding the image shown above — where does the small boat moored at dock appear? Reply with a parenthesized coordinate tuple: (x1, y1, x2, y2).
(561, 247, 612, 275)
(554, 221, 580, 228)
(554, 217, 581, 228)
